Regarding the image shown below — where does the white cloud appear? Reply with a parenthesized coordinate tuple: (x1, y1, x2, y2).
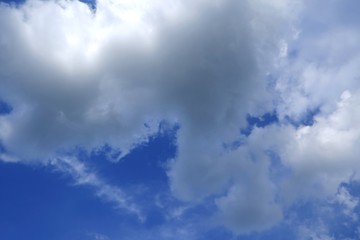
(280, 91, 360, 200)
(2, 0, 360, 236)
(274, 0, 360, 121)
(215, 181, 282, 234)
(227, 1, 360, 219)
(239, 89, 360, 208)
(0, 153, 19, 163)
(298, 223, 334, 240)
(334, 186, 359, 220)
(0, 0, 296, 233)
(0, 0, 287, 160)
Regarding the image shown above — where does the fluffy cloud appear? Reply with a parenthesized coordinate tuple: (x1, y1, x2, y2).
(214, 152, 283, 234)
(0, 0, 298, 233)
(0, 0, 289, 160)
(274, 0, 360, 121)
(1, 0, 360, 236)
(266, 0, 360, 207)
(0, 0, 294, 232)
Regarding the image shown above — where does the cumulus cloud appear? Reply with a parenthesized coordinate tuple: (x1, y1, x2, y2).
(274, 0, 360, 121)
(2, 0, 360, 236)
(239, 89, 360, 211)
(0, 0, 296, 231)
(335, 186, 359, 220)
(283, 91, 360, 197)
(215, 171, 282, 234)
(0, 0, 271, 159)
(263, 0, 360, 209)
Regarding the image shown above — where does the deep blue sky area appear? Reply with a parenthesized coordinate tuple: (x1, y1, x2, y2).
(0, 119, 180, 240)
(89, 127, 176, 186)
(0, 162, 122, 240)
(0, 133, 177, 240)
(0, 100, 12, 115)
(0, 0, 24, 4)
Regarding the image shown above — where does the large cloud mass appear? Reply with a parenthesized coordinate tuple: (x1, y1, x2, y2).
(0, 0, 299, 157)
(1, 0, 360, 236)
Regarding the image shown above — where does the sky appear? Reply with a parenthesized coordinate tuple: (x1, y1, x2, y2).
(1, 0, 360, 239)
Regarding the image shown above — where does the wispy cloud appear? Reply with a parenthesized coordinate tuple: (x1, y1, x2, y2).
(50, 156, 144, 221)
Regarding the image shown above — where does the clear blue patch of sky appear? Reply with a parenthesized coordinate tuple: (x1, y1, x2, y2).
(54, 122, 179, 229)
(0, 99, 12, 115)
(0, 161, 138, 240)
(241, 111, 279, 137)
(87, 122, 178, 187)
(79, 0, 96, 10)
(0, 0, 25, 5)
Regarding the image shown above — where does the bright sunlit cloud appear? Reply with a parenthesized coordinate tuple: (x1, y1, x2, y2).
(1, 0, 360, 239)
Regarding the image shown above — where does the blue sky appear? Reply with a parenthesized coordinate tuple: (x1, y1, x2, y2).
(1, 0, 360, 239)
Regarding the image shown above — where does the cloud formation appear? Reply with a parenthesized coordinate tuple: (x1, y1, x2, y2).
(0, 0, 295, 158)
(1, 0, 360, 236)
